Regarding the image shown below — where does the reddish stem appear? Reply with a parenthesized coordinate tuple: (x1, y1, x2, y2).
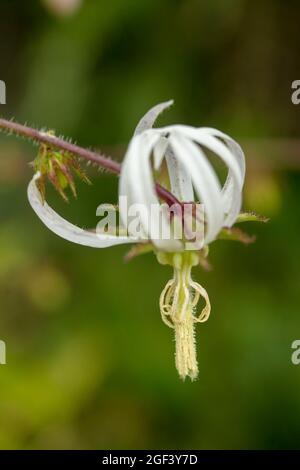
(0, 118, 180, 207)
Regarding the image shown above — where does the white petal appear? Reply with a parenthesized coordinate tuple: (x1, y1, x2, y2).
(199, 127, 245, 224)
(28, 173, 138, 248)
(165, 146, 194, 202)
(134, 100, 174, 136)
(167, 125, 243, 185)
(200, 127, 245, 180)
(119, 131, 181, 251)
(169, 133, 223, 243)
(166, 125, 244, 226)
(153, 137, 168, 170)
(134, 102, 194, 202)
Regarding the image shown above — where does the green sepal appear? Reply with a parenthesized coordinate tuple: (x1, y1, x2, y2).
(32, 134, 91, 202)
(235, 212, 269, 224)
(197, 248, 213, 271)
(124, 243, 154, 262)
(218, 227, 256, 244)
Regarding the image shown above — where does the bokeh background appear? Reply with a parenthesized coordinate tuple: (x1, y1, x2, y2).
(0, 0, 300, 450)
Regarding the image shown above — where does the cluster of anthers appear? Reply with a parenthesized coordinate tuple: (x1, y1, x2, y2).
(2, 100, 266, 380)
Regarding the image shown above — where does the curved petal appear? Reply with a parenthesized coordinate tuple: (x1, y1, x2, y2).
(134, 101, 194, 202)
(200, 127, 245, 179)
(134, 100, 174, 136)
(119, 131, 182, 251)
(199, 127, 245, 224)
(165, 125, 244, 227)
(28, 173, 138, 248)
(165, 146, 194, 202)
(169, 133, 223, 243)
(153, 136, 168, 170)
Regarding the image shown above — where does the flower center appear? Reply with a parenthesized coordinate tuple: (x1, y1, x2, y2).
(157, 251, 211, 380)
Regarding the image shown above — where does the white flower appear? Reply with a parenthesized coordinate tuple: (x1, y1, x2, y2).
(120, 100, 245, 248)
(28, 100, 245, 250)
(27, 100, 246, 380)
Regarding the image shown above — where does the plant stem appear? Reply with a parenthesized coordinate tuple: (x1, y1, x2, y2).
(0, 118, 180, 207)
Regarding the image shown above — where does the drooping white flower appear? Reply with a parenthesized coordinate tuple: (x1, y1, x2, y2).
(28, 100, 245, 251)
(119, 101, 246, 379)
(27, 100, 246, 380)
(120, 100, 245, 247)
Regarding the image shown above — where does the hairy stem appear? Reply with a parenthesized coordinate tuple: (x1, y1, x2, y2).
(0, 118, 179, 207)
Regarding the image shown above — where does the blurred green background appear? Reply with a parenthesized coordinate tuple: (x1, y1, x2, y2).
(0, 0, 300, 450)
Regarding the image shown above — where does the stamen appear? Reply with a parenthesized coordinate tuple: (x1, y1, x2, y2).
(158, 251, 211, 380)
